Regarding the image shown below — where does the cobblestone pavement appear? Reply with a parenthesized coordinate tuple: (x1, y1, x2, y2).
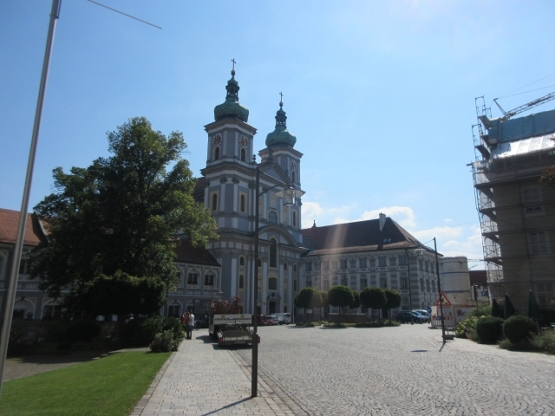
(232, 324, 555, 416)
(131, 333, 302, 415)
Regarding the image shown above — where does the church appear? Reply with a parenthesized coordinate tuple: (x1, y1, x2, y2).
(1, 66, 442, 321)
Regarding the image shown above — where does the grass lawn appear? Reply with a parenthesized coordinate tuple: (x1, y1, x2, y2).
(0, 351, 171, 416)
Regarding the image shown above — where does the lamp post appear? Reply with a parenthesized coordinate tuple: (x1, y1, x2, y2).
(251, 160, 304, 398)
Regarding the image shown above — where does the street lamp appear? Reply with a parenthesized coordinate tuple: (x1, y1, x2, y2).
(251, 158, 304, 398)
(416, 237, 446, 343)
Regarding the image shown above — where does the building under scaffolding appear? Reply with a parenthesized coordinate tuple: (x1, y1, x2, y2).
(472, 98, 555, 313)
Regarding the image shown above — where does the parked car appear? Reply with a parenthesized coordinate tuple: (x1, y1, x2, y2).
(267, 315, 279, 325)
(396, 310, 424, 324)
(273, 313, 292, 325)
(412, 310, 431, 323)
(257, 314, 277, 326)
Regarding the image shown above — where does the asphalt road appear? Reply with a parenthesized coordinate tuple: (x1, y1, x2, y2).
(231, 323, 555, 416)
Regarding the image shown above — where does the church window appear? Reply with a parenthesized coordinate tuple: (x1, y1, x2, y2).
(305, 262, 312, 272)
(284, 263, 288, 271)
(239, 275, 244, 289)
(240, 148, 246, 162)
(291, 171, 296, 183)
(399, 254, 407, 266)
(211, 193, 218, 211)
(240, 194, 246, 213)
(293, 264, 297, 272)
(269, 277, 278, 290)
(340, 260, 347, 269)
(214, 146, 220, 161)
(292, 211, 297, 226)
(268, 211, 278, 224)
(257, 258, 262, 267)
(379, 257, 386, 267)
(360, 258, 367, 268)
(239, 256, 245, 266)
(270, 238, 277, 268)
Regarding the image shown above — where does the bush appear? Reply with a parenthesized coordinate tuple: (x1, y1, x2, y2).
(455, 316, 478, 339)
(476, 316, 504, 344)
(503, 315, 537, 344)
(120, 316, 183, 347)
(8, 320, 47, 356)
(532, 330, 555, 354)
(67, 319, 101, 344)
(150, 330, 179, 352)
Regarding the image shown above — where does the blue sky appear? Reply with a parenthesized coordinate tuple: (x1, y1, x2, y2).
(2, 1, 555, 268)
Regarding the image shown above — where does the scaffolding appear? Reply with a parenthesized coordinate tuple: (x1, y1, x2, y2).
(470, 96, 555, 310)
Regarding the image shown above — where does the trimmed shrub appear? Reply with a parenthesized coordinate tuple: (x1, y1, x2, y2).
(532, 330, 555, 354)
(150, 330, 179, 352)
(503, 315, 537, 344)
(476, 316, 504, 344)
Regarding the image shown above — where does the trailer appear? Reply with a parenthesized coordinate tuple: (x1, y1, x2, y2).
(209, 314, 258, 346)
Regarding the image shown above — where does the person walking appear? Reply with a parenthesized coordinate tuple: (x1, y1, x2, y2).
(187, 310, 195, 340)
(181, 311, 190, 339)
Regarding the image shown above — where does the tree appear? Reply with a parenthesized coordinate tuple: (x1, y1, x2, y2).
(384, 288, 402, 321)
(327, 285, 354, 325)
(319, 290, 329, 320)
(360, 287, 387, 323)
(32, 117, 218, 320)
(351, 290, 360, 310)
(294, 287, 321, 323)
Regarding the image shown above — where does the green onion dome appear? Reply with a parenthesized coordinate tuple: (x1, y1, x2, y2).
(265, 100, 296, 147)
(214, 69, 249, 122)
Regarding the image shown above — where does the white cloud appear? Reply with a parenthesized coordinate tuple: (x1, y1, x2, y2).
(357, 206, 417, 228)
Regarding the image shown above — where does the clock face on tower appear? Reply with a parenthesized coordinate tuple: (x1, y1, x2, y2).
(212, 134, 222, 146)
(240, 136, 248, 147)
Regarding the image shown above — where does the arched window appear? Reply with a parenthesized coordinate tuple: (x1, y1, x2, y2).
(292, 211, 297, 226)
(240, 148, 246, 162)
(239, 275, 244, 289)
(270, 238, 277, 268)
(257, 258, 262, 268)
(283, 263, 288, 271)
(269, 277, 278, 290)
(268, 211, 278, 224)
(239, 256, 245, 266)
(204, 273, 215, 287)
(291, 171, 296, 183)
(284, 306, 288, 313)
(214, 146, 220, 161)
(211, 193, 218, 211)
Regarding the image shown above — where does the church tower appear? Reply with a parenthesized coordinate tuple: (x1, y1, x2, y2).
(201, 65, 305, 316)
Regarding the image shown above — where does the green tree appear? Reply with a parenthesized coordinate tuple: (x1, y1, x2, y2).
(327, 285, 355, 325)
(384, 288, 402, 321)
(319, 290, 328, 320)
(295, 287, 321, 322)
(360, 287, 387, 323)
(33, 117, 218, 321)
(351, 290, 361, 310)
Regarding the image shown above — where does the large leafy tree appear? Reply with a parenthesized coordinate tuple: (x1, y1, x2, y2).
(327, 285, 354, 325)
(360, 287, 387, 323)
(32, 117, 218, 317)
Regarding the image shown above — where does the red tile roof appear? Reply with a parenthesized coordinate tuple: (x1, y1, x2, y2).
(0, 209, 44, 246)
(301, 217, 421, 255)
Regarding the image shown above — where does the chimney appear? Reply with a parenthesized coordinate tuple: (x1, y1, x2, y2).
(379, 213, 386, 231)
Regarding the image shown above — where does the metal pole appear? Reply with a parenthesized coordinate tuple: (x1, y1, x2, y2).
(251, 166, 260, 397)
(0, 0, 61, 396)
(405, 248, 412, 309)
(433, 238, 446, 343)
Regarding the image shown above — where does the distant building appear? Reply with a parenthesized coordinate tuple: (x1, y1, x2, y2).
(299, 213, 442, 312)
(472, 105, 555, 313)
